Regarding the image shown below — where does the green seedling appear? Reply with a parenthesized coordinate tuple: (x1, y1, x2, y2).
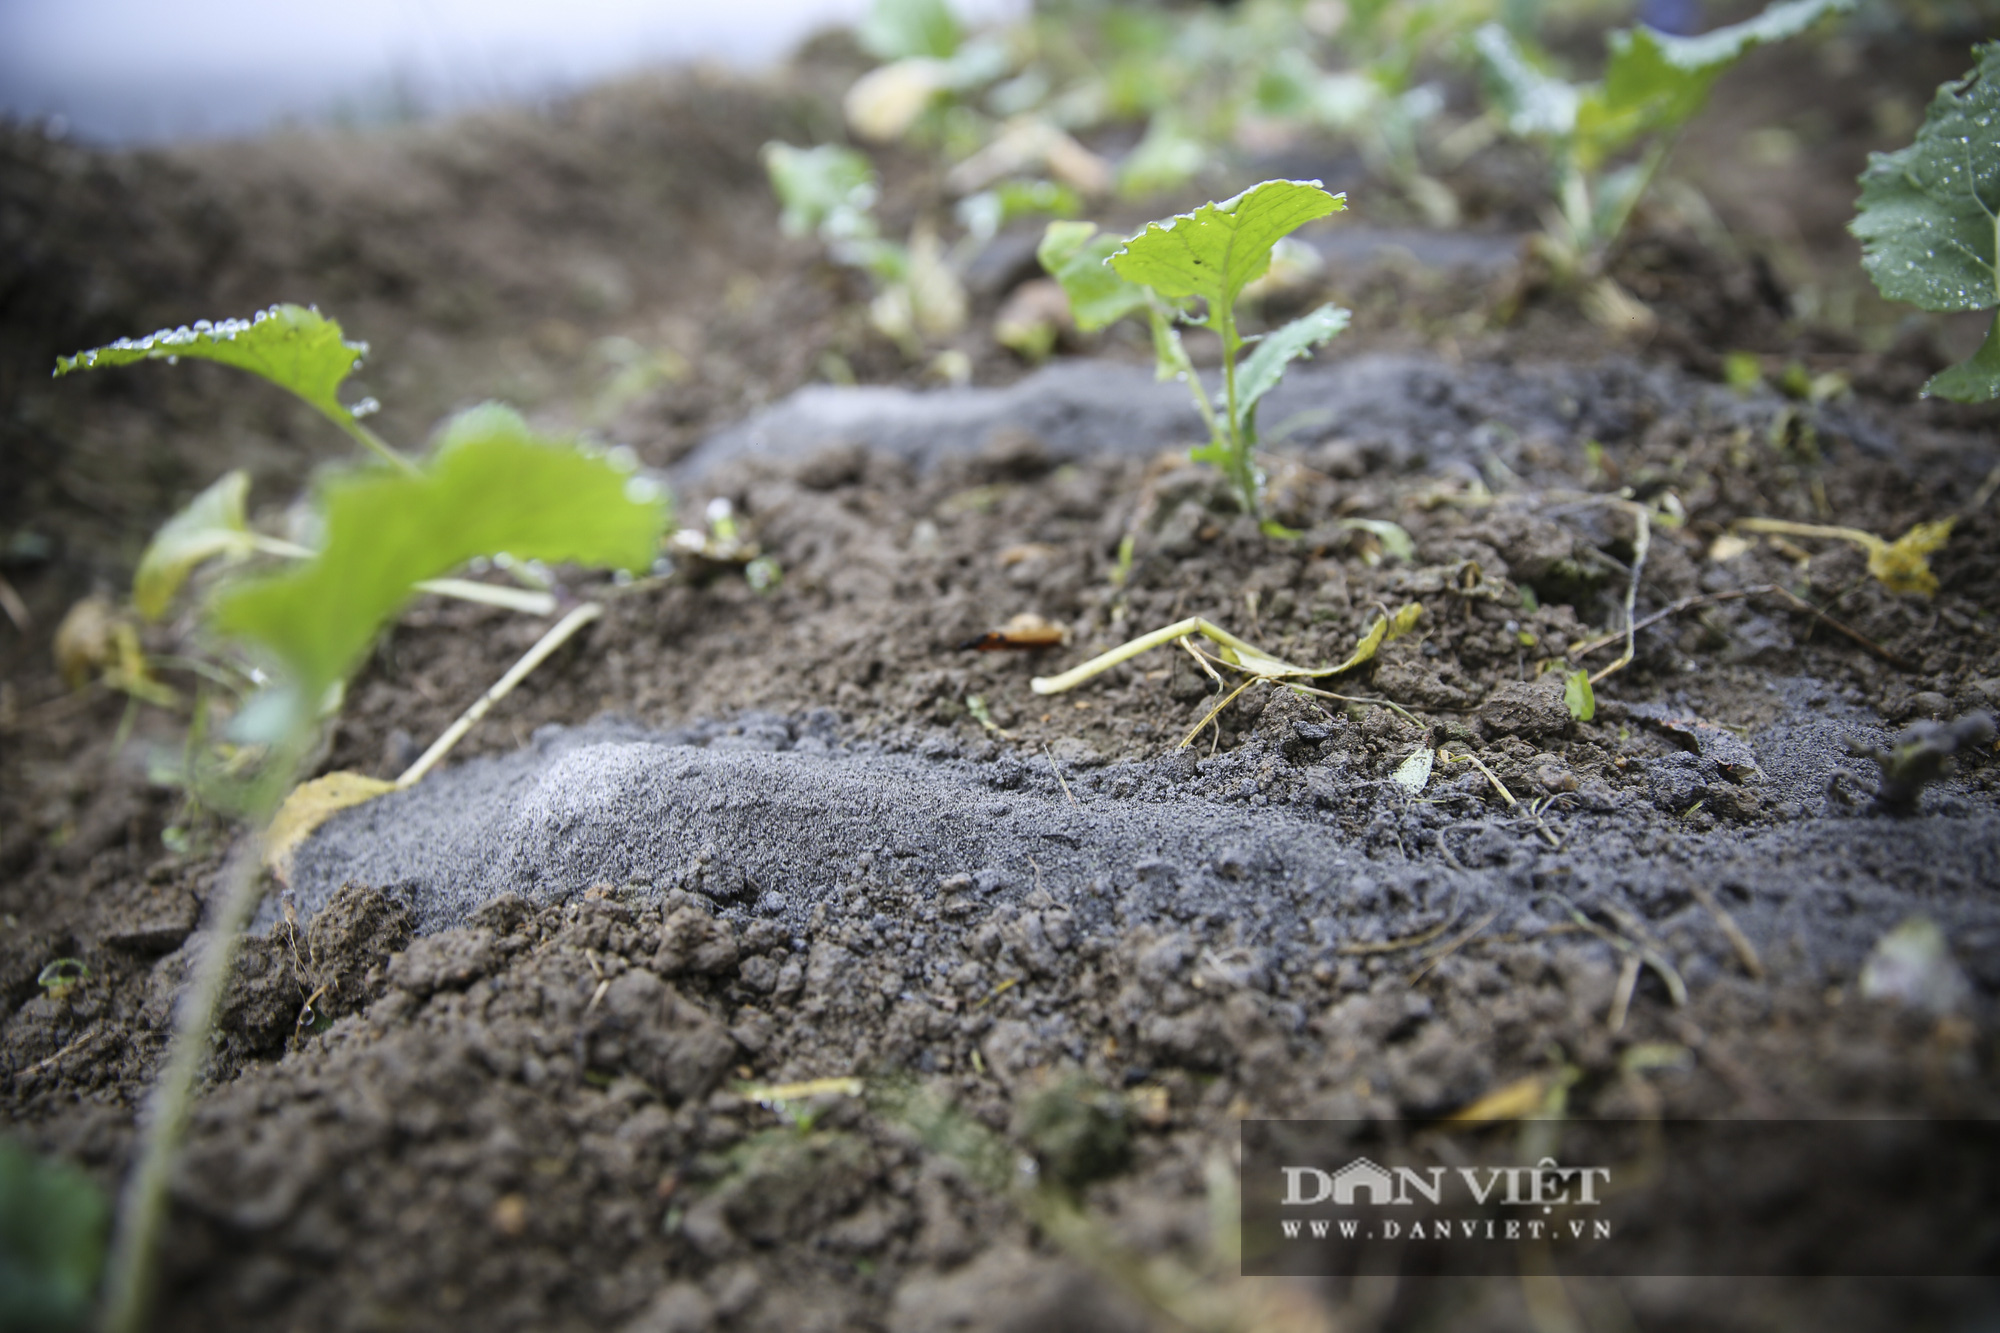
(36, 959, 90, 1003)
(56, 306, 666, 1333)
(1851, 42, 2000, 402)
(1040, 180, 1351, 531)
(1476, 0, 1854, 275)
(763, 141, 968, 357)
(846, 0, 1010, 146)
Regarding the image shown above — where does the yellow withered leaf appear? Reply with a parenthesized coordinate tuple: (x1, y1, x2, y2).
(1441, 1074, 1551, 1126)
(1866, 518, 1954, 597)
(1326, 602, 1423, 674)
(265, 771, 396, 885)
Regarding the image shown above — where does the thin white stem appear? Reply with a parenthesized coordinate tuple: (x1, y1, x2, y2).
(396, 601, 602, 787)
(247, 537, 556, 615)
(1590, 505, 1650, 687)
(410, 579, 558, 616)
(101, 832, 267, 1333)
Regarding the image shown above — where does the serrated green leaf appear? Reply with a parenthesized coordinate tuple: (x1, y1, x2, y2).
(54, 304, 369, 430)
(134, 469, 254, 621)
(1037, 221, 1151, 331)
(214, 404, 666, 734)
(1585, 0, 1855, 164)
(1109, 180, 1346, 314)
(763, 142, 879, 241)
(858, 0, 961, 61)
(1853, 42, 2000, 316)
(1235, 303, 1350, 430)
(1564, 667, 1596, 722)
(1925, 312, 2000, 402)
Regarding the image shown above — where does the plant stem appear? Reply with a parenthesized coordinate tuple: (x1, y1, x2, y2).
(409, 579, 558, 616)
(248, 537, 558, 615)
(100, 830, 269, 1333)
(1589, 504, 1650, 687)
(329, 411, 419, 475)
(1213, 300, 1258, 520)
(395, 601, 602, 787)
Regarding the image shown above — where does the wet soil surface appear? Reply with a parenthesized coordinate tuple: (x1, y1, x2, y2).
(6, 26, 2000, 1333)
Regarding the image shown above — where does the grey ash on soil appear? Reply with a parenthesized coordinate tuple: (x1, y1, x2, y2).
(290, 681, 2000, 1008)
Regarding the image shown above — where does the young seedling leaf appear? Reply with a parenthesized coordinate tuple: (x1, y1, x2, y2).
(1234, 302, 1351, 430)
(763, 142, 880, 241)
(1473, 25, 1578, 140)
(1564, 667, 1597, 722)
(1109, 179, 1345, 313)
(1852, 42, 2000, 401)
(1393, 746, 1435, 793)
(1588, 0, 1855, 162)
(55, 305, 371, 436)
(1038, 221, 1152, 331)
(133, 469, 254, 620)
(858, 0, 961, 61)
(215, 404, 666, 735)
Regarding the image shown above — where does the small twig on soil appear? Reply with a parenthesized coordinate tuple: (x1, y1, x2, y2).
(17, 1026, 101, 1080)
(1177, 675, 1261, 749)
(1565, 584, 1913, 671)
(396, 601, 602, 787)
(1687, 882, 1764, 980)
(1540, 893, 1688, 1012)
(1591, 504, 1650, 686)
(1041, 743, 1080, 806)
(1177, 635, 1225, 690)
(1336, 897, 1464, 956)
(1434, 827, 1467, 870)
(1607, 954, 1643, 1034)
(1406, 909, 1503, 985)
(1285, 682, 1430, 729)
(974, 978, 1019, 1010)
(1439, 748, 1562, 849)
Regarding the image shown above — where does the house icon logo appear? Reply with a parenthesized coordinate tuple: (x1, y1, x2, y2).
(1331, 1158, 1397, 1206)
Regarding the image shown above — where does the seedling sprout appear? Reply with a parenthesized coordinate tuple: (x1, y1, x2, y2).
(1041, 180, 1352, 531)
(54, 305, 666, 1333)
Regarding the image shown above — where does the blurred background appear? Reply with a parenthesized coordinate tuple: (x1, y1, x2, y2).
(0, 0, 1029, 143)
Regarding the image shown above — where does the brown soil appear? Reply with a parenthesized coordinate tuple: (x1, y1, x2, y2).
(4, 22, 1999, 1333)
